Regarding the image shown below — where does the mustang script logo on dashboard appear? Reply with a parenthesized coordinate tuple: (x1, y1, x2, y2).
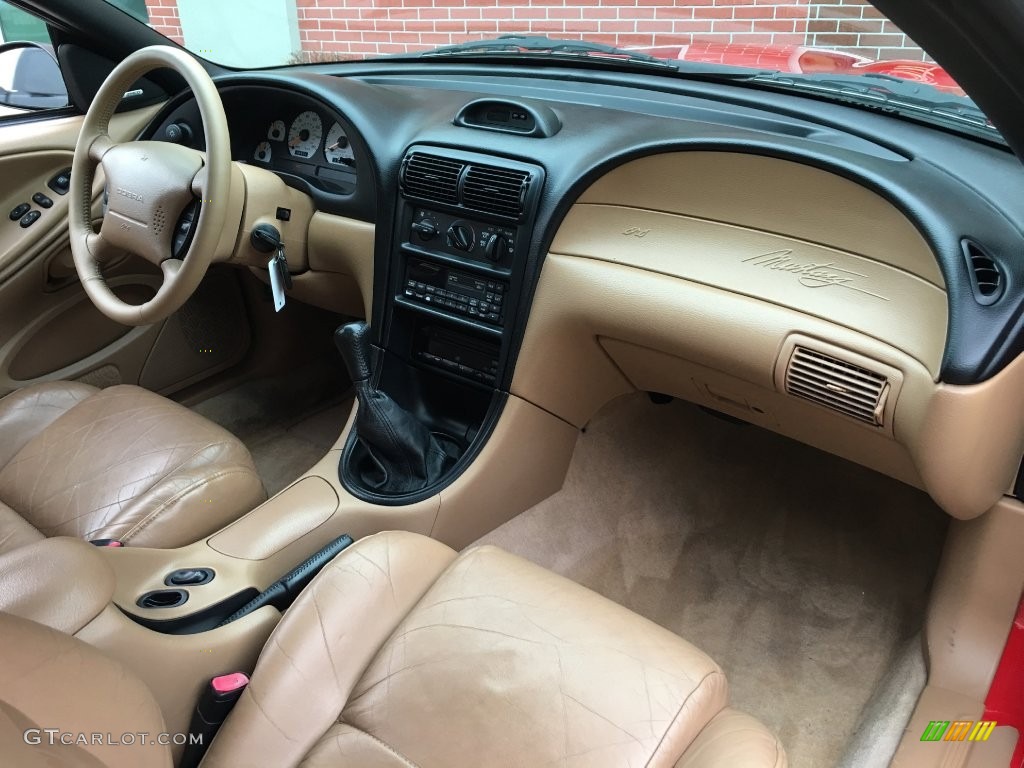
(741, 250, 888, 301)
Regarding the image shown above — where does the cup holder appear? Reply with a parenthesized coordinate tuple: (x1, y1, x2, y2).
(137, 588, 189, 609)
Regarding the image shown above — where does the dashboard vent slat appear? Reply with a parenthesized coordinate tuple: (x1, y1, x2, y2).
(400, 152, 465, 205)
(462, 164, 531, 220)
(785, 347, 889, 426)
(963, 240, 1004, 304)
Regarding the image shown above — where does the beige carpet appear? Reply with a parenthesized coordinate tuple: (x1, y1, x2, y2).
(192, 362, 352, 495)
(477, 394, 947, 768)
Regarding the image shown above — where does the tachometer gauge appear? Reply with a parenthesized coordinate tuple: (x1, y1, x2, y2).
(287, 111, 322, 159)
(254, 141, 272, 163)
(325, 122, 355, 166)
(267, 120, 286, 142)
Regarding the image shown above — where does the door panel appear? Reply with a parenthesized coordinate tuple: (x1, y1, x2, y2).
(0, 105, 251, 398)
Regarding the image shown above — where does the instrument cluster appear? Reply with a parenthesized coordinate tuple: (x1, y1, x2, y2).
(247, 107, 358, 195)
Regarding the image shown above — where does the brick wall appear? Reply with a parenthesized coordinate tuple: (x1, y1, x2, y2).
(147, 0, 927, 63)
(145, 0, 182, 44)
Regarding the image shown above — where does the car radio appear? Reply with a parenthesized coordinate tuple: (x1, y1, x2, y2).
(403, 258, 507, 326)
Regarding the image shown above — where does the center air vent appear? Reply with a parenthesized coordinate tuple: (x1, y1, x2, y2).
(462, 165, 530, 219)
(785, 346, 890, 426)
(400, 153, 464, 205)
(399, 150, 538, 221)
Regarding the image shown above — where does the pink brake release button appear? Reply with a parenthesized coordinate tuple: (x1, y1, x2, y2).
(106, 541, 123, 547)
(211, 672, 249, 694)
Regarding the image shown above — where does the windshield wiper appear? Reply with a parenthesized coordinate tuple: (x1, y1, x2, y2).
(745, 71, 999, 137)
(419, 35, 680, 70)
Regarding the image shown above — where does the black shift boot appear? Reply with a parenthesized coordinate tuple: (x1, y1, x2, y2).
(335, 322, 450, 493)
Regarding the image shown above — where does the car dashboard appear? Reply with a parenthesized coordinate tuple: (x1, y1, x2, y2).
(144, 63, 1024, 522)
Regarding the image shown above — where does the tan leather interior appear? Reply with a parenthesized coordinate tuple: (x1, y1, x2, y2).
(198, 531, 786, 767)
(100, 393, 576, 622)
(0, 381, 266, 549)
(0, 613, 171, 768)
(0, 537, 112, 634)
(0, 41, 1019, 768)
(75, 603, 278, 760)
(0, 532, 786, 767)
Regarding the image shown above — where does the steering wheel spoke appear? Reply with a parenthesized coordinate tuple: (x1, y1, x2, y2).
(88, 133, 116, 163)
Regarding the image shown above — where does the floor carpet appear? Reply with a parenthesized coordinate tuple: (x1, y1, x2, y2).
(477, 394, 947, 768)
(192, 362, 352, 496)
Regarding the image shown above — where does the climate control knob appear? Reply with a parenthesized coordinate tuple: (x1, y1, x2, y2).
(484, 233, 509, 263)
(447, 222, 475, 252)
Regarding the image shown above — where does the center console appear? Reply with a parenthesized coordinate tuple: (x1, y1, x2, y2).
(338, 146, 545, 503)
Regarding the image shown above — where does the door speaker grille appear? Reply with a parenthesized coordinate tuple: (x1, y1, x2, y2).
(785, 346, 889, 426)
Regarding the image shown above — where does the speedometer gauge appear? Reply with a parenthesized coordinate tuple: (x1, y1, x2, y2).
(325, 122, 355, 166)
(287, 111, 322, 159)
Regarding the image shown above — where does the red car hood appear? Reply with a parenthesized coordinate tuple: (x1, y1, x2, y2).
(639, 41, 964, 96)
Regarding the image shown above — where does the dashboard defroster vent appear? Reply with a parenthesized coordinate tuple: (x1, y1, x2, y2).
(400, 153, 464, 205)
(462, 164, 530, 219)
(785, 346, 889, 426)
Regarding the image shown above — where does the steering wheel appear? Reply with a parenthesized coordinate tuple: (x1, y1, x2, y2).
(69, 46, 231, 326)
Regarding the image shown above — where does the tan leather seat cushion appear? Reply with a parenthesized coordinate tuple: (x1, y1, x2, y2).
(0, 382, 266, 549)
(204, 531, 786, 768)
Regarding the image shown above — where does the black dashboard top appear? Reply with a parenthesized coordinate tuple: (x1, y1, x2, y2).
(144, 63, 1024, 386)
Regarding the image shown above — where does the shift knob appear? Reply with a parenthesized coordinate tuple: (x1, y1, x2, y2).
(334, 322, 373, 383)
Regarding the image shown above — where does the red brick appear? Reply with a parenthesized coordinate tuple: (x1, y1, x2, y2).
(564, 20, 602, 32)
(513, 7, 547, 19)
(450, 8, 483, 18)
(857, 32, 906, 46)
(434, 20, 468, 31)
(548, 7, 583, 18)
(466, 20, 499, 31)
(733, 5, 777, 18)
(674, 19, 716, 33)
(420, 32, 455, 43)
(655, 6, 695, 19)
(773, 5, 811, 19)
(807, 19, 838, 32)
(712, 19, 752, 32)
(600, 20, 635, 32)
(614, 33, 654, 46)
(758, 19, 796, 32)
(810, 32, 860, 46)
(530, 20, 568, 32)
(693, 7, 734, 19)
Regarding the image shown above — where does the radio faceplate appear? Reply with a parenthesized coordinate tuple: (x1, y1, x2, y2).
(403, 257, 507, 326)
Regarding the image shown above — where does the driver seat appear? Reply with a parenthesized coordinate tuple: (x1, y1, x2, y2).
(0, 381, 266, 553)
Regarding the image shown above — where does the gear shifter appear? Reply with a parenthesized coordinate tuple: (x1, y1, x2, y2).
(335, 322, 452, 495)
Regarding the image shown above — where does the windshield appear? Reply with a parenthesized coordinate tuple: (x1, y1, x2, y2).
(116, 0, 990, 134)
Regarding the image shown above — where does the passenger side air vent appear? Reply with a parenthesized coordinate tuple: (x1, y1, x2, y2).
(462, 164, 531, 219)
(400, 152, 465, 205)
(785, 346, 890, 426)
(963, 239, 1004, 305)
